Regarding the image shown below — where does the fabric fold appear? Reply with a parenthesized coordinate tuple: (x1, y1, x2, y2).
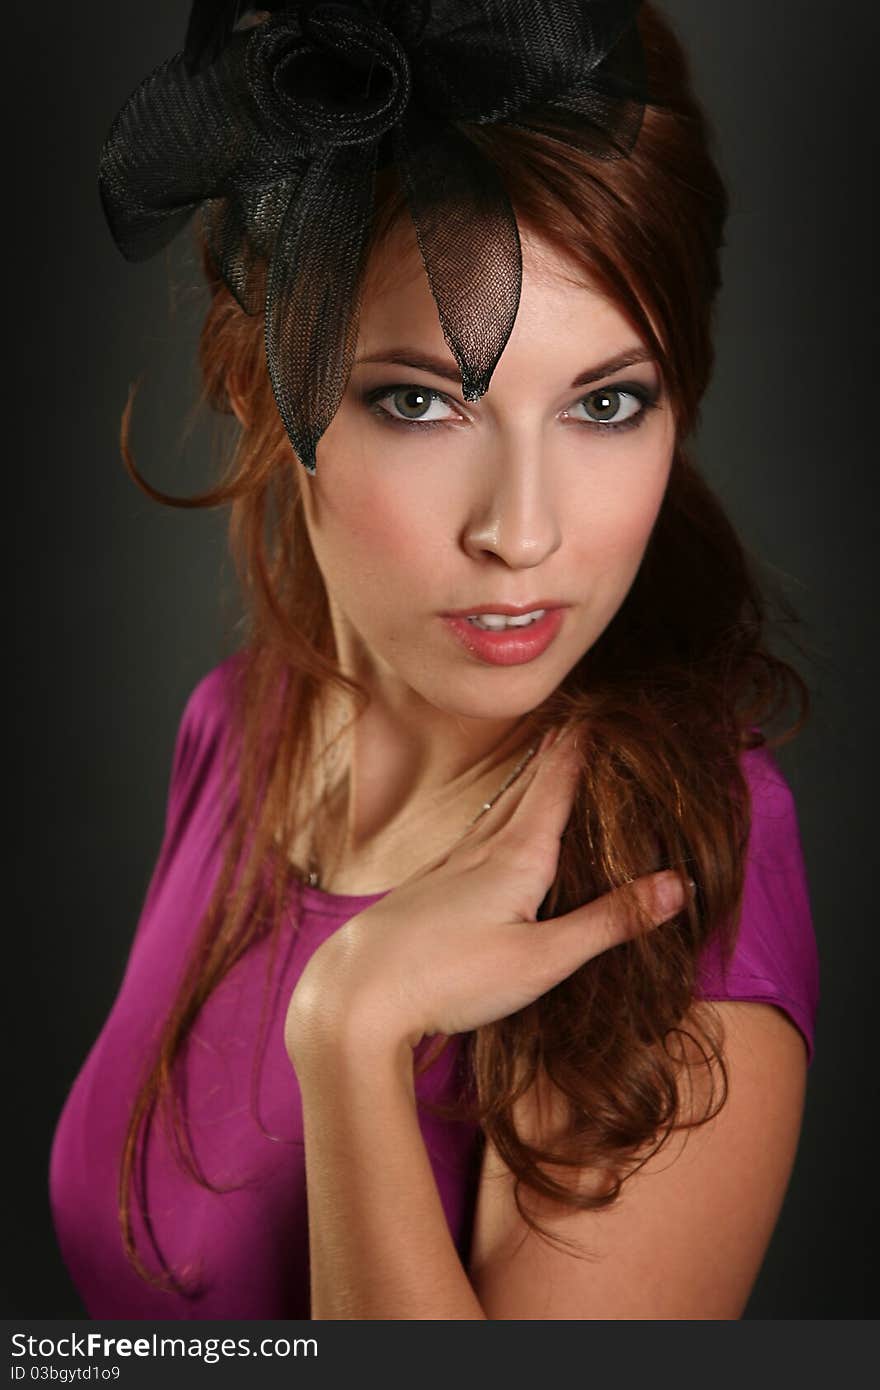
(99, 1, 650, 469)
(395, 116, 523, 402)
(265, 143, 378, 472)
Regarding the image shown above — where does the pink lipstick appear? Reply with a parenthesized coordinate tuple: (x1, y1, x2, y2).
(440, 603, 567, 667)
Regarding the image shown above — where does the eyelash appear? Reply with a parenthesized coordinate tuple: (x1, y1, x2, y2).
(363, 381, 661, 434)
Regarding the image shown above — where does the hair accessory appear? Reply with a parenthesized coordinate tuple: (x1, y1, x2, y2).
(99, 2, 646, 473)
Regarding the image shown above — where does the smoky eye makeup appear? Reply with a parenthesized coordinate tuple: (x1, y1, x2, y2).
(359, 376, 665, 434)
(360, 383, 464, 430)
(563, 380, 663, 433)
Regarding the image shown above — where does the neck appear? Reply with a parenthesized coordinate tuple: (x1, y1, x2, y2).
(307, 673, 538, 894)
(348, 696, 532, 842)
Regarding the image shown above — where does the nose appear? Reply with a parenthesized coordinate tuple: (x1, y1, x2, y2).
(461, 435, 562, 569)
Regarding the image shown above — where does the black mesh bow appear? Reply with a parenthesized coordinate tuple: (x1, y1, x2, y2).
(99, 1, 646, 473)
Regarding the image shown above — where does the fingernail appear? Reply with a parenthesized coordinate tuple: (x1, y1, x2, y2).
(653, 872, 686, 918)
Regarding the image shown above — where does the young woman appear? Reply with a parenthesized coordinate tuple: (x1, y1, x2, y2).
(50, 1, 819, 1319)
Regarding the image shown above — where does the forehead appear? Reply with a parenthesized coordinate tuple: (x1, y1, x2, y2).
(358, 215, 630, 354)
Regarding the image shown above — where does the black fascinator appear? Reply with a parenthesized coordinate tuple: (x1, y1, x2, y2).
(99, 1, 647, 473)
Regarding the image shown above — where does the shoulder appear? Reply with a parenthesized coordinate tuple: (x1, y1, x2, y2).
(696, 741, 820, 1065)
(177, 651, 244, 741)
(169, 653, 245, 781)
(469, 994, 806, 1318)
(740, 741, 801, 837)
(156, 652, 249, 848)
(131, 654, 248, 947)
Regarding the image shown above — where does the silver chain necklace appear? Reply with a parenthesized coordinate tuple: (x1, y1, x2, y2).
(304, 740, 540, 890)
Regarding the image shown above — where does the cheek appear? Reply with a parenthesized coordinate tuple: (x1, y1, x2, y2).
(305, 465, 447, 597)
(567, 447, 672, 573)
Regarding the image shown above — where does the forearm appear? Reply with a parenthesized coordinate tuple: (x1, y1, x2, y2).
(295, 1035, 486, 1320)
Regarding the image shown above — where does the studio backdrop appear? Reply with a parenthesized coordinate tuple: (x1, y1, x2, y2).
(9, 0, 877, 1318)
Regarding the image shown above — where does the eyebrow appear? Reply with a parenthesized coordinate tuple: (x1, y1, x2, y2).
(353, 346, 658, 389)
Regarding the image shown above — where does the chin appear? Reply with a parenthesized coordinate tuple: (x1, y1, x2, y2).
(411, 668, 569, 723)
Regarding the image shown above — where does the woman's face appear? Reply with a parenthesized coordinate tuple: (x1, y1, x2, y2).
(297, 223, 676, 724)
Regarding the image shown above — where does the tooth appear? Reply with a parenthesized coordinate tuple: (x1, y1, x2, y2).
(507, 610, 545, 626)
(465, 610, 546, 631)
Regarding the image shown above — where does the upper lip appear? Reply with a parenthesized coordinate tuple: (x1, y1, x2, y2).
(442, 600, 567, 617)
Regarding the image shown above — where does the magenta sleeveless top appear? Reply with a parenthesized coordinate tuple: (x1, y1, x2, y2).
(50, 657, 820, 1319)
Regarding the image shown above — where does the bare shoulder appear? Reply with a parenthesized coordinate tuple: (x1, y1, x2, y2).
(468, 1000, 807, 1319)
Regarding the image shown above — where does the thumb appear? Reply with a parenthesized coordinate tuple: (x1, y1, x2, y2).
(465, 723, 582, 849)
(535, 869, 691, 984)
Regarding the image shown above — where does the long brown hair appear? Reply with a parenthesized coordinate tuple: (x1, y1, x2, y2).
(117, 3, 809, 1288)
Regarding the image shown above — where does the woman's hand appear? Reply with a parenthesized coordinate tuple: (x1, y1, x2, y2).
(284, 730, 690, 1064)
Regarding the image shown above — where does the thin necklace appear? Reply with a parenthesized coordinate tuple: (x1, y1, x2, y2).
(304, 740, 540, 890)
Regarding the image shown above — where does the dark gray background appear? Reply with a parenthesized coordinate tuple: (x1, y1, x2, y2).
(9, 1, 877, 1317)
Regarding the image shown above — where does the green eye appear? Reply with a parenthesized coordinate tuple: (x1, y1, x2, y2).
(391, 387, 435, 419)
(368, 385, 458, 426)
(580, 388, 640, 424)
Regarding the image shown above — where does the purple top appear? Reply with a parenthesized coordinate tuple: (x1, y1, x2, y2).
(50, 657, 819, 1319)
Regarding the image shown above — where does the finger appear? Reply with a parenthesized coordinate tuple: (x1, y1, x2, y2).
(407, 725, 579, 879)
(453, 728, 575, 845)
(497, 724, 581, 843)
(535, 869, 690, 984)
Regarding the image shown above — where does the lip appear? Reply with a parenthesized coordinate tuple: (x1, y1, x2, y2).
(441, 599, 565, 618)
(440, 606, 567, 667)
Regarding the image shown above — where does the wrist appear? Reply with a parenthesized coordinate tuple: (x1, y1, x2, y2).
(291, 1016, 417, 1098)
(285, 936, 424, 1074)
(286, 990, 416, 1081)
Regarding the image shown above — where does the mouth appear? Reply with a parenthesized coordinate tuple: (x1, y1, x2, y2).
(440, 603, 568, 666)
(442, 600, 565, 629)
(463, 609, 547, 631)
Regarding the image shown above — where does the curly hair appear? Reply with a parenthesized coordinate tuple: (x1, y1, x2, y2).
(115, 2, 809, 1289)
